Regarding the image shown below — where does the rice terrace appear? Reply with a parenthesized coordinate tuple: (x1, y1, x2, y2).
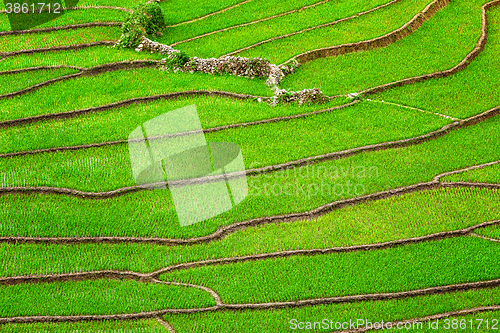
(1, 0, 500, 331)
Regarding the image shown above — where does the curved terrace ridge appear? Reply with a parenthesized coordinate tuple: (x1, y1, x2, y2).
(0, 41, 117, 59)
(0, 22, 122, 36)
(0, 60, 160, 100)
(171, 0, 332, 47)
(0, 5, 132, 14)
(0, 279, 499, 324)
(0, 179, 498, 244)
(0, 100, 359, 158)
(1, 104, 497, 196)
(0, 90, 267, 128)
(334, 305, 500, 333)
(357, 0, 500, 96)
(283, 0, 450, 64)
(224, 0, 404, 57)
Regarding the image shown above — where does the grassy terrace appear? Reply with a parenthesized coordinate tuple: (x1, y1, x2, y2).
(0, 99, 447, 153)
(165, 288, 500, 333)
(0, 100, 449, 189)
(0, 0, 499, 330)
(442, 162, 500, 184)
(0, 68, 272, 121)
(0, 68, 79, 95)
(0, 46, 164, 71)
(0, 187, 498, 276)
(0, 97, 350, 152)
(281, 0, 493, 97)
(0, 279, 214, 317)
(0, 114, 499, 238)
(158, 236, 500, 303)
(0, 9, 126, 32)
(159, 0, 250, 25)
(176, 0, 432, 60)
(0, 320, 166, 333)
(371, 6, 500, 118)
(158, 0, 324, 44)
(0, 26, 121, 53)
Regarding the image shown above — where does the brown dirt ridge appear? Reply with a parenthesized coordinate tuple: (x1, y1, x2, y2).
(171, 0, 331, 47)
(0, 41, 116, 59)
(0, 90, 267, 128)
(0, 22, 122, 36)
(0, 177, 498, 245)
(358, 0, 500, 96)
(0, 100, 358, 158)
(0, 279, 499, 324)
(1, 104, 498, 198)
(285, 0, 450, 64)
(225, 0, 404, 57)
(0, 60, 160, 100)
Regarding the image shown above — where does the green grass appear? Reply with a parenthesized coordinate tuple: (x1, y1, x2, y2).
(1, 112, 499, 239)
(442, 162, 500, 184)
(0, 187, 498, 276)
(280, 0, 489, 97)
(370, 6, 500, 119)
(177, 0, 430, 60)
(159, 236, 500, 304)
(0, 9, 126, 32)
(0, 319, 166, 333)
(0, 100, 449, 190)
(0, 68, 79, 95)
(158, 0, 322, 45)
(0, 279, 215, 317)
(0, 68, 272, 121)
(0, 97, 349, 153)
(159, 0, 249, 25)
(0, 26, 121, 53)
(476, 224, 500, 241)
(165, 287, 500, 333)
(0, 46, 164, 71)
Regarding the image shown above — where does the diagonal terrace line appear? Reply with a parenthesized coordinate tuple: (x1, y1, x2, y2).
(0, 60, 160, 100)
(1, 279, 500, 324)
(166, 0, 255, 28)
(171, 0, 331, 47)
(283, 0, 450, 64)
(224, 0, 404, 57)
(0, 22, 122, 36)
(1, 103, 496, 197)
(356, 0, 500, 96)
(334, 305, 500, 332)
(0, 100, 359, 158)
(0, 181, 499, 245)
(471, 232, 500, 243)
(0, 41, 117, 59)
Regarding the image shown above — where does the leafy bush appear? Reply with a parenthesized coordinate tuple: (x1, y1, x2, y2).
(161, 50, 191, 71)
(116, 1, 166, 48)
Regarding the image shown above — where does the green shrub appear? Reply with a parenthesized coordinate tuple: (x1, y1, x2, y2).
(116, 1, 166, 48)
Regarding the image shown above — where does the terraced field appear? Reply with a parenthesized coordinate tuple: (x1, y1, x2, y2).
(0, 0, 499, 331)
